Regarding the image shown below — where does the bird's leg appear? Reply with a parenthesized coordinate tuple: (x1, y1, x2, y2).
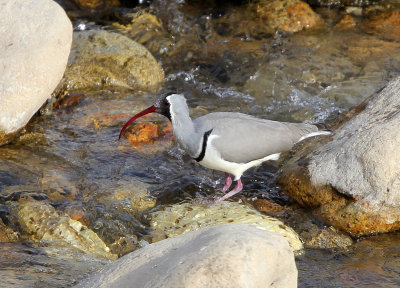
(213, 179, 243, 204)
(222, 173, 232, 192)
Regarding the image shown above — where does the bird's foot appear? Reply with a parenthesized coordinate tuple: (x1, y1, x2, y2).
(213, 179, 243, 205)
(222, 173, 232, 192)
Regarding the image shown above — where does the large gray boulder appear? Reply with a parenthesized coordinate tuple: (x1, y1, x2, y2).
(278, 76, 400, 236)
(75, 224, 297, 288)
(0, 0, 72, 145)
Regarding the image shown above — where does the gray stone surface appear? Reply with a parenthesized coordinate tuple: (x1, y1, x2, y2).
(75, 224, 297, 288)
(0, 0, 72, 142)
(309, 77, 400, 210)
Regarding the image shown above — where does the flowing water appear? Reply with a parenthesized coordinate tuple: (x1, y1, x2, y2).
(2, 1, 400, 287)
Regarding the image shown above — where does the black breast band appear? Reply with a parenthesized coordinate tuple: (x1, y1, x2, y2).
(194, 129, 213, 162)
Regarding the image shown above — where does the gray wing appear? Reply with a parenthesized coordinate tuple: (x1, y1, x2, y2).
(193, 112, 318, 163)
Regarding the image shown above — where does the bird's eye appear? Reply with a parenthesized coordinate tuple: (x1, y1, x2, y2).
(164, 100, 170, 106)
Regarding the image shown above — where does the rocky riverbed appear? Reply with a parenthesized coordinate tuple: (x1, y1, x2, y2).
(1, 0, 400, 287)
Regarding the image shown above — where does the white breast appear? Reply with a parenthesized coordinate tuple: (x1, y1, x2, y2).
(198, 134, 280, 180)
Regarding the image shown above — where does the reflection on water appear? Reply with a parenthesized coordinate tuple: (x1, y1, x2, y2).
(0, 242, 109, 288)
(297, 232, 400, 287)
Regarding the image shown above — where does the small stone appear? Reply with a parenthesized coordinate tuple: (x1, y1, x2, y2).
(335, 15, 357, 29)
(127, 122, 159, 145)
(256, 0, 323, 33)
(252, 199, 287, 214)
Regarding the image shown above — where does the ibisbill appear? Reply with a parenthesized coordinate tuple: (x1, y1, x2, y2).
(119, 93, 330, 204)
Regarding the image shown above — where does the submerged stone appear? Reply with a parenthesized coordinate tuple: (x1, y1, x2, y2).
(17, 200, 116, 259)
(148, 201, 303, 252)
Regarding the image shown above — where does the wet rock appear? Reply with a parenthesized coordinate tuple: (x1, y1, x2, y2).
(305, 226, 353, 249)
(253, 202, 354, 249)
(124, 121, 173, 146)
(111, 179, 156, 213)
(306, 0, 381, 7)
(278, 77, 400, 236)
(17, 200, 116, 259)
(148, 201, 303, 252)
(252, 198, 287, 214)
(62, 204, 90, 226)
(74, 224, 298, 288)
(0, 218, 19, 242)
(335, 14, 357, 29)
(113, 12, 171, 57)
(92, 112, 131, 129)
(0, 0, 72, 145)
(0, 242, 110, 288)
(83, 179, 153, 256)
(40, 171, 79, 202)
(362, 9, 400, 42)
(55, 92, 85, 110)
(73, 0, 120, 9)
(256, 0, 323, 33)
(64, 30, 164, 91)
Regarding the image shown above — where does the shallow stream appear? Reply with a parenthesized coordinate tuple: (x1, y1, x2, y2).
(2, 1, 400, 287)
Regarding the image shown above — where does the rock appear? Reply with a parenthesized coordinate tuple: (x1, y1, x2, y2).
(362, 10, 400, 42)
(252, 199, 287, 214)
(254, 203, 354, 249)
(64, 30, 164, 91)
(74, 224, 298, 288)
(0, 0, 72, 145)
(304, 226, 353, 249)
(113, 12, 171, 57)
(0, 218, 19, 242)
(0, 242, 110, 288)
(256, 0, 323, 33)
(278, 77, 400, 236)
(40, 170, 79, 202)
(125, 121, 173, 146)
(17, 200, 116, 259)
(148, 201, 303, 252)
(111, 179, 156, 213)
(335, 14, 357, 29)
(73, 0, 120, 9)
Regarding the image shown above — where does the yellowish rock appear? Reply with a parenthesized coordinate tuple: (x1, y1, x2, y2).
(149, 201, 303, 252)
(64, 30, 164, 91)
(18, 200, 116, 259)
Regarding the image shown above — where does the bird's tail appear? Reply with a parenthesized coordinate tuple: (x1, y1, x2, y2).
(297, 123, 332, 143)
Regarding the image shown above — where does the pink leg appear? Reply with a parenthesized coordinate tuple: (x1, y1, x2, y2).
(222, 173, 232, 192)
(213, 179, 243, 204)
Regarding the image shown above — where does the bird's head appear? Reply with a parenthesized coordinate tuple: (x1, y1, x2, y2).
(118, 93, 177, 140)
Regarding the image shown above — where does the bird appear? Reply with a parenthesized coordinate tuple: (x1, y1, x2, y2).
(119, 93, 330, 204)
